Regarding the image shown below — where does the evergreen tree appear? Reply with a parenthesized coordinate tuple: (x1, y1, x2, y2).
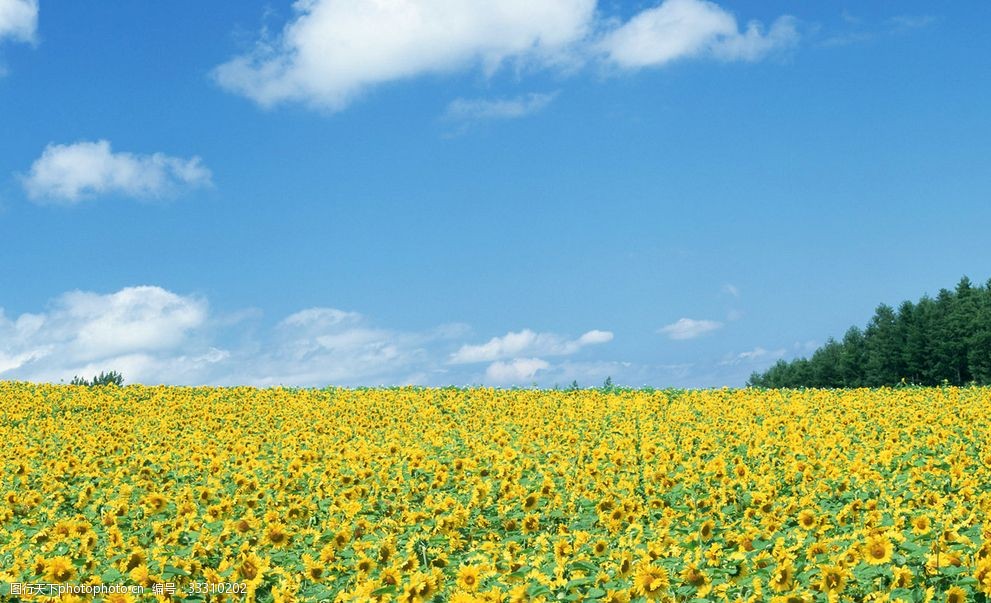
(864, 304, 903, 386)
(839, 327, 866, 386)
(968, 280, 991, 383)
(748, 276, 991, 388)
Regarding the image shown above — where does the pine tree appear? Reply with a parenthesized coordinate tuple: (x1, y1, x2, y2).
(748, 276, 991, 388)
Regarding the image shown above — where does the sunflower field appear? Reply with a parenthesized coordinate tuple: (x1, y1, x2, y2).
(2, 383, 991, 603)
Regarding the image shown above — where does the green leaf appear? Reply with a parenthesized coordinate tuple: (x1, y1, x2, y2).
(162, 564, 190, 579)
(101, 568, 125, 582)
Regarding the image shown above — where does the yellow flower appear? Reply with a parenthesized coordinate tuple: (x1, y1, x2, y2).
(458, 564, 482, 592)
(603, 589, 631, 603)
(303, 553, 325, 582)
(44, 556, 76, 583)
(818, 565, 846, 594)
(264, 522, 291, 547)
(768, 561, 794, 592)
(863, 534, 893, 565)
(912, 515, 932, 535)
(632, 562, 670, 600)
(892, 565, 913, 589)
(699, 519, 715, 541)
(946, 586, 967, 603)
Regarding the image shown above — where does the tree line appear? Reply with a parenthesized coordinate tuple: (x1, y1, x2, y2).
(748, 277, 991, 388)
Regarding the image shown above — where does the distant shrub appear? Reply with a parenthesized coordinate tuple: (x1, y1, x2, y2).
(70, 370, 124, 387)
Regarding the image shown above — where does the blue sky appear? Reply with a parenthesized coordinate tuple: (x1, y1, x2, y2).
(0, 0, 988, 387)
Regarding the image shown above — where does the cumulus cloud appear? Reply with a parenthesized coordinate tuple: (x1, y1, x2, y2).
(485, 357, 549, 384)
(450, 328, 612, 364)
(241, 307, 431, 386)
(659, 317, 722, 340)
(214, 0, 595, 110)
(599, 0, 797, 68)
(0, 287, 624, 387)
(216, 0, 797, 111)
(0, 286, 213, 384)
(21, 140, 212, 204)
(0, 0, 37, 44)
(445, 92, 557, 122)
(1, 287, 776, 388)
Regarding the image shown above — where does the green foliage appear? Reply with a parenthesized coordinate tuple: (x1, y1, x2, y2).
(70, 370, 124, 387)
(749, 276, 991, 388)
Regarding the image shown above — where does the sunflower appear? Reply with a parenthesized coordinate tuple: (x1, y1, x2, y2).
(356, 556, 375, 574)
(380, 567, 401, 587)
(237, 552, 268, 584)
(129, 564, 153, 587)
(912, 515, 932, 535)
(680, 562, 707, 588)
(402, 570, 440, 603)
(946, 586, 967, 603)
(122, 548, 147, 572)
(891, 565, 913, 588)
(818, 565, 846, 594)
(840, 547, 860, 567)
(264, 523, 291, 547)
(603, 589, 631, 603)
(797, 509, 816, 530)
(233, 514, 257, 534)
(768, 561, 794, 592)
(632, 562, 670, 600)
(44, 556, 76, 583)
(699, 519, 715, 541)
(457, 564, 482, 592)
(976, 559, 991, 593)
(302, 554, 325, 582)
(378, 539, 397, 564)
(806, 540, 829, 560)
(522, 492, 539, 511)
(616, 551, 634, 577)
(863, 534, 893, 565)
(592, 539, 609, 556)
(143, 492, 168, 514)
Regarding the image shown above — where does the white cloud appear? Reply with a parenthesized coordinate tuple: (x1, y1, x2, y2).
(722, 283, 740, 298)
(659, 317, 722, 340)
(0, 0, 36, 44)
(445, 92, 557, 121)
(22, 140, 212, 204)
(0, 288, 622, 387)
(578, 329, 613, 345)
(214, 0, 595, 110)
(719, 346, 785, 366)
(0, 286, 212, 384)
(0, 287, 782, 388)
(599, 0, 797, 68)
(216, 0, 797, 111)
(450, 328, 612, 364)
(485, 357, 549, 384)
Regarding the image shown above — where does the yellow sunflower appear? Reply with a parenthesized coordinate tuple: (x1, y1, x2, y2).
(457, 564, 482, 592)
(946, 586, 967, 603)
(863, 534, 893, 565)
(632, 562, 670, 600)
